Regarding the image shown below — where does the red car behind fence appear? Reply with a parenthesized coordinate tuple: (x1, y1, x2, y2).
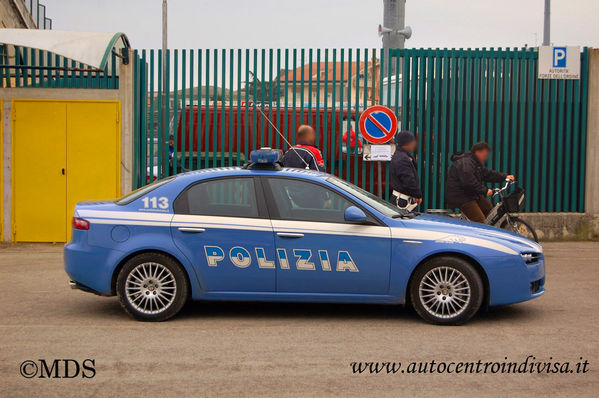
(173, 105, 389, 195)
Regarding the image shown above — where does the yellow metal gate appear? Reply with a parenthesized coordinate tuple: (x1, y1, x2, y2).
(0, 99, 3, 241)
(12, 99, 120, 242)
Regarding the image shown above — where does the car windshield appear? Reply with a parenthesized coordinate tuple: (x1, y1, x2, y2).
(115, 177, 175, 205)
(327, 176, 408, 218)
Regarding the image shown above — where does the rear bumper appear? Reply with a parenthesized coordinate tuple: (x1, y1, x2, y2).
(64, 239, 123, 296)
(69, 280, 110, 296)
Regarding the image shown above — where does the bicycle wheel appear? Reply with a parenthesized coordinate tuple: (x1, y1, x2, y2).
(500, 216, 539, 242)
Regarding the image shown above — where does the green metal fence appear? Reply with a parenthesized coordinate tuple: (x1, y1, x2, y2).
(0, 45, 120, 88)
(133, 47, 589, 212)
(394, 47, 589, 212)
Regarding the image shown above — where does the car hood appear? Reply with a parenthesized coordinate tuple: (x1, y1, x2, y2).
(388, 213, 542, 254)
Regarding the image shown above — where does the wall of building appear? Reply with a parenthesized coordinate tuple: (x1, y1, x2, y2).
(0, 0, 36, 29)
(0, 53, 134, 242)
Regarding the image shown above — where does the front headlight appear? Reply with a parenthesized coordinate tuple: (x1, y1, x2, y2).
(521, 252, 541, 265)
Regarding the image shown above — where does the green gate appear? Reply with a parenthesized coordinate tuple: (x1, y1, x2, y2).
(133, 47, 589, 212)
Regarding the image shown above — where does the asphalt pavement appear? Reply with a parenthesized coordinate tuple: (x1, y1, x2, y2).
(1, 242, 597, 397)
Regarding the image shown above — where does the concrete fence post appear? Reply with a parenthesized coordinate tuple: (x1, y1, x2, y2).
(118, 49, 135, 196)
(585, 49, 599, 215)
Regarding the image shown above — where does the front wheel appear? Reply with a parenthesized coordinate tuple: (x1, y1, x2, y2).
(500, 216, 539, 242)
(409, 256, 484, 325)
(116, 253, 189, 321)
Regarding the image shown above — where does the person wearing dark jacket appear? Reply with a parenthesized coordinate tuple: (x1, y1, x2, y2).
(389, 130, 422, 210)
(280, 125, 325, 171)
(445, 142, 514, 223)
(280, 125, 329, 208)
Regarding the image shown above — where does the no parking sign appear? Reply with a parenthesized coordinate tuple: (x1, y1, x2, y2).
(358, 105, 397, 144)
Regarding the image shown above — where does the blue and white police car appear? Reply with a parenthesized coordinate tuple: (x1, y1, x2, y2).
(65, 149, 545, 325)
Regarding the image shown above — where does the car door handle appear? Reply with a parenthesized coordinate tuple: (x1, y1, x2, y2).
(178, 227, 206, 233)
(276, 232, 304, 238)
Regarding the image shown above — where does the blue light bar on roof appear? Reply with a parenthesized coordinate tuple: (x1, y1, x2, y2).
(250, 148, 281, 164)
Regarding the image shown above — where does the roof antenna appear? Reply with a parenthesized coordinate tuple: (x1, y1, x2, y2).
(251, 103, 311, 170)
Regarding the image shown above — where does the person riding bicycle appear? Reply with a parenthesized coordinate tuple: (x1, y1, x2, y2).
(445, 142, 514, 223)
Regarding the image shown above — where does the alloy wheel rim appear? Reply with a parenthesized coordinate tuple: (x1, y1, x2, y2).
(125, 262, 177, 314)
(419, 266, 471, 319)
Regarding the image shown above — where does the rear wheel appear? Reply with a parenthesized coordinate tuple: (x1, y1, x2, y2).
(116, 253, 188, 321)
(501, 216, 539, 242)
(409, 256, 484, 325)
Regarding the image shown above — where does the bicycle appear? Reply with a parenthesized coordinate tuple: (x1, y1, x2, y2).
(426, 179, 539, 242)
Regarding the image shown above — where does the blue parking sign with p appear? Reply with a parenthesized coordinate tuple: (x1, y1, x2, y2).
(553, 47, 567, 68)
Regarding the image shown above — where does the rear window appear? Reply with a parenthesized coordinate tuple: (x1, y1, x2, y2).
(115, 177, 175, 205)
(174, 177, 259, 218)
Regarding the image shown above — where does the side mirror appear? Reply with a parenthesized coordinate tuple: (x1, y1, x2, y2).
(344, 206, 367, 224)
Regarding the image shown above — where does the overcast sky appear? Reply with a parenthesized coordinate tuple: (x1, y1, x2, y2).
(43, 0, 599, 50)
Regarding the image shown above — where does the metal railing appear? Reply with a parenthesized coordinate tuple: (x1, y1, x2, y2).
(0, 45, 119, 89)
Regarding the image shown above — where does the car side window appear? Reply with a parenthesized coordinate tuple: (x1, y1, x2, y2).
(266, 178, 354, 223)
(177, 178, 259, 218)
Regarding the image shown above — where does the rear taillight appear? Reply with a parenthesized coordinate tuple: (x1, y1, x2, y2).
(72, 217, 90, 230)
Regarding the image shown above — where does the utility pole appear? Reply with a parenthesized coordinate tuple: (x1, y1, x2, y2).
(378, 0, 408, 198)
(162, 0, 168, 176)
(382, 0, 407, 77)
(382, 0, 406, 52)
(543, 0, 550, 46)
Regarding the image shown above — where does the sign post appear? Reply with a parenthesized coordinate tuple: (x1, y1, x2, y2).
(363, 144, 395, 161)
(359, 105, 398, 197)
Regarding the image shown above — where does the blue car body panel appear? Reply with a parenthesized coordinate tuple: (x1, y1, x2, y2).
(64, 167, 545, 307)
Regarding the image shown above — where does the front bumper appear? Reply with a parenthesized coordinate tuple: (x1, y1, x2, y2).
(485, 254, 546, 306)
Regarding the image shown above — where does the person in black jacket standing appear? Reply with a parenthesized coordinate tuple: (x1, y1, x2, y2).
(445, 142, 514, 223)
(280, 125, 325, 171)
(389, 131, 422, 211)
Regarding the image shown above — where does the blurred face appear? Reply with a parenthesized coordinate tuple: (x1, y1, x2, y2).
(474, 149, 490, 163)
(402, 140, 417, 153)
(304, 128, 316, 144)
(169, 138, 174, 147)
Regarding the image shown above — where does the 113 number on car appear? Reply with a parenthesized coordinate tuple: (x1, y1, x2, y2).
(141, 196, 169, 209)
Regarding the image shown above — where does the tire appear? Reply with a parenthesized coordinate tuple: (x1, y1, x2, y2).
(501, 216, 539, 242)
(409, 256, 484, 325)
(116, 253, 189, 321)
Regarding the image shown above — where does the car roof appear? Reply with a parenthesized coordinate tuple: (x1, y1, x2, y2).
(172, 166, 331, 184)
